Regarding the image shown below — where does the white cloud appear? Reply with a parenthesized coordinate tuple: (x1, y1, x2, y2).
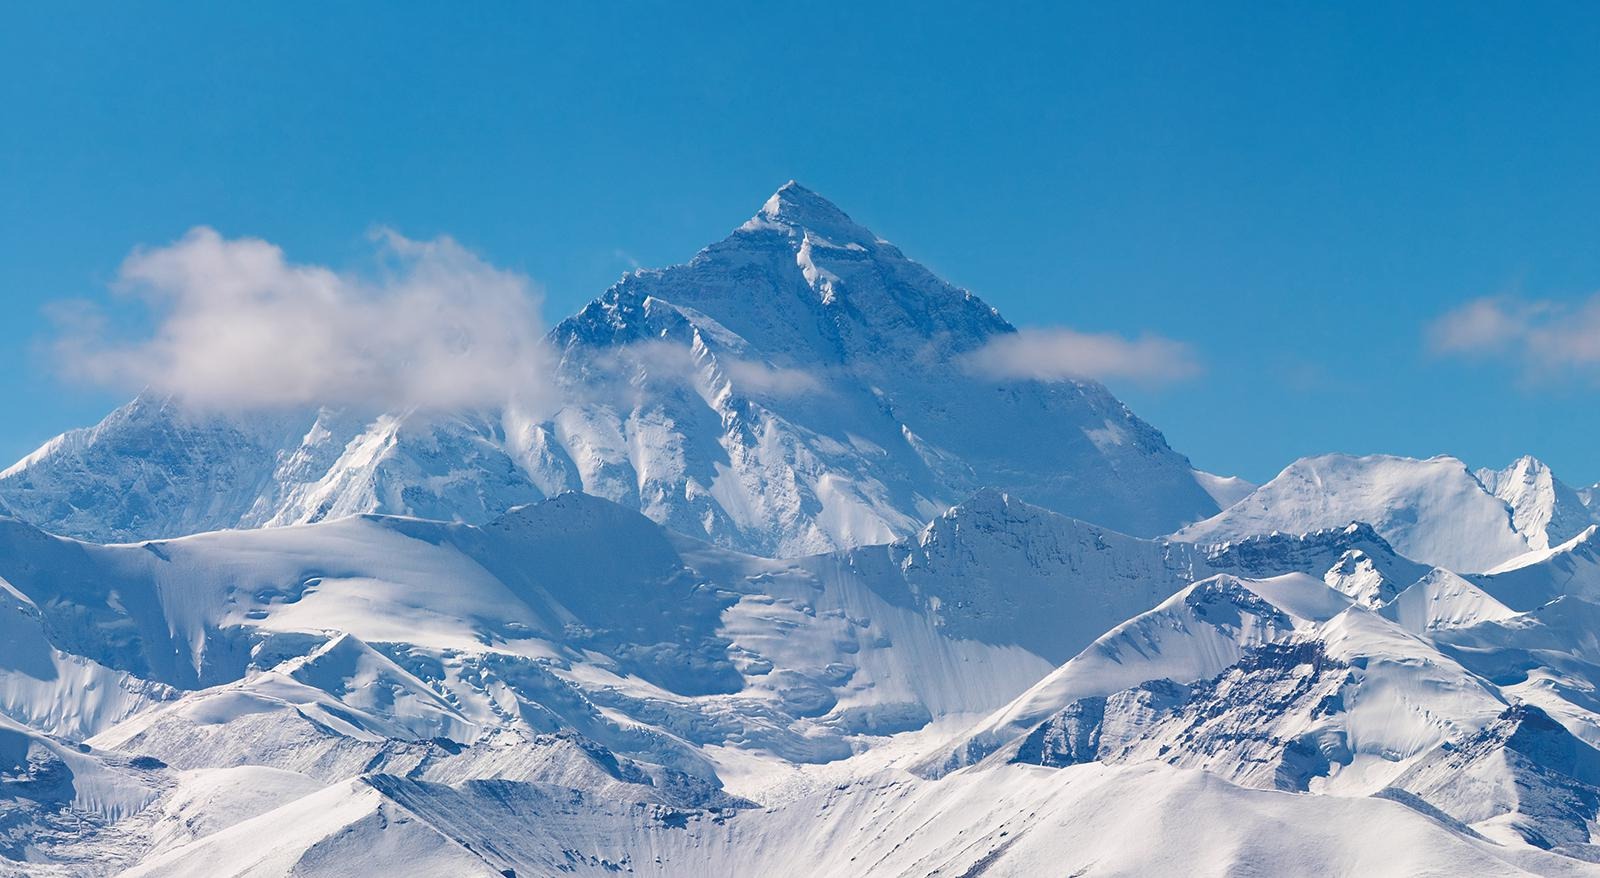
(53, 227, 555, 411)
(1427, 294, 1600, 377)
(960, 327, 1202, 386)
(721, 356, 823, 397)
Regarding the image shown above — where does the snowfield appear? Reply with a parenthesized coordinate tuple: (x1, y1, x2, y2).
(0, 186, 1597, 875)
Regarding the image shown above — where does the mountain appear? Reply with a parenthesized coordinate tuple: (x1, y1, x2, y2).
(0, 493, 1067, 767)
(1178, 454, 1600, 575)
(1200, 521, 1432, 606)
(8, 493, 1600, 875)
(0, 183, 1220, 555)
(1176, 454, 1539, 572)
(1386, 703, 1600, 850)
(921, 572, 1349, 778)
(1478, 456, 1598, 552)
(922, 560, 1600, 858)
(1471, 526, 1600, 611)
(0, 488, 1270, 873)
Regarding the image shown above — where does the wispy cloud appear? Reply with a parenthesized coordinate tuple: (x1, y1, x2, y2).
(960, 327, 1202, 386)
(1427, 294, 1600, 379)
(51, 227, 555, 411)
(589, 339, 822, 401)
(613, 248, 643, 271)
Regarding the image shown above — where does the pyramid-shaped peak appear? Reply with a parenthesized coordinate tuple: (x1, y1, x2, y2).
(1480, 455, 1571, 493)
(1505, 454, 1553, 476)
(753, 181, 877, 243)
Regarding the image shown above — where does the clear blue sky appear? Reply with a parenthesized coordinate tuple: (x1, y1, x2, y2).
(3, 3, 1598, 484)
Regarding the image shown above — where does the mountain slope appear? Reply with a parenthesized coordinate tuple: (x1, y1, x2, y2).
(1473, 526, 1600, 611)
(120, 763, 1595, 878)
(0, 184, 1219, 554)
(1194, 469, 1257, 509)
(836, 489, 1207, 664)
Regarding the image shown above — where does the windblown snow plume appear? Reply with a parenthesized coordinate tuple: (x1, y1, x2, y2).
(53, 227, 554, 411)
(590, 339, 824, 401)
(961, 326, 1201, 385)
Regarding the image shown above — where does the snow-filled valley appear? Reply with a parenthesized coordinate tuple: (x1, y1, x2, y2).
(4, 186, 1600, 876)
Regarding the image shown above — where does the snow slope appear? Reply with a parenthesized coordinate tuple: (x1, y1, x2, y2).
(1473, 526, 1600, 611)
(120, 763, 1597, 878)
(1194, 469, 1257, 509)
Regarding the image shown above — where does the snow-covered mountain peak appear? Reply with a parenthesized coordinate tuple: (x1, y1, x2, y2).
(914, 487, 1030, 541)
(901, 488, 1172, 579)
(1477, 455, 1596, 552)
(748, 181, 879, 246)
(1379, 567, 1519, 633)
(1178, 453, 1533, 573)
(1180, 452, 1600, 576)
(1, 185, 1221, 553)
(1202, 522, 1428, 593)
(620, 181, 1011, 373)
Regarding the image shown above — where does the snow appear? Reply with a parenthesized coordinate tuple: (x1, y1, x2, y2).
(120, 763, 1599, 878)
(1475, 526, 1600, 610)
(1194, 468, 1257, 508)
(1381, 568, 1520, 634)
(1479, 457, 1598, 552)
(920, 573, 1327, 775)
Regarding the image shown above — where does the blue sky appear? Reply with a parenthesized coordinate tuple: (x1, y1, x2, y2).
(3, 3, 1598, 484)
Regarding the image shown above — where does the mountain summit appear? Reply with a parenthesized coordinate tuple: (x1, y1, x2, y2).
(1, 185, 1221, 552)
(752, 180, 878, 244)
(1177, 453, 1600, 573)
